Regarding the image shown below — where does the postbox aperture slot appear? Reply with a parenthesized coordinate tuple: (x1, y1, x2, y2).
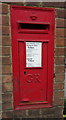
(19, 23, 49, 30)
(18, 22, 50, 33)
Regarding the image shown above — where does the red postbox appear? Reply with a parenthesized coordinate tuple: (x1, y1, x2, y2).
(10, 5, 55, 110)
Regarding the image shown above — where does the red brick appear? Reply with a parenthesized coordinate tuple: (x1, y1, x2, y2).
(2, 15, 9, 25)
(0, 15, 9, 25)
(42, 114, 62, 118)
(2, 26, 9, 35)
(55, 48, 64, 56)
(55, 74, 65, 82)
(64, 20, 66, 28)
(56, 28, 64, 37)
(0, 15, 2, 25)
(56, 38, 64, 47)
(54, 98, 64, 106)
(0, 56, 2, 64)
(2, 102, 13, 110)
(2, 93, 13, 102)
(41, 107, 63, 117)
(2, 83, 13, 92)
(2, 4, 8, 14)
(0, 36, 2, 45)
(64, 38, 66, 46)
(54, 90, 64, 98)
(2, 111, 13, 118)
(42, 2, 65, 8)
(0, 47, 2, 56)
(54, 82, 64, 90)
(2, 47, 10, 56)
(28, 109, 40, 117)
(65, 48, 66, 57)
(26, 2, 40, 6)
(0, 65, 2, 74)
(2, 36, 11, 46)
(64, 29, 66, 37)
(55, 57, 64, 65)
(2, 56, 10, 64)
(2, 65, 11, 74)
(55, 66, 64, 73)
(0, 25, 2, 35)
(2, 75, 12, 83)
(56, 18, 66, 28)
(14, 110, 27, 117)
(56, 9, 66, 18)
(14, 2, 24, 5)
(0, 76, 2, 84)
(0, 3, 2, 14)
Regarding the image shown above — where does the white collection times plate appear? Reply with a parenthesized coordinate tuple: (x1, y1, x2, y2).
(26, 42, 42, 67)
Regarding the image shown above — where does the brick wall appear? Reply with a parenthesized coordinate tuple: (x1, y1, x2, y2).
(1, 2, 65, 119)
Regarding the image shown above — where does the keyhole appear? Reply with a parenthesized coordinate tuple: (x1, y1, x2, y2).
(24, 71, 26, 75)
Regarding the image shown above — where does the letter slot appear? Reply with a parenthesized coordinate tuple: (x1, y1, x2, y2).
(18, 22, 50, 33)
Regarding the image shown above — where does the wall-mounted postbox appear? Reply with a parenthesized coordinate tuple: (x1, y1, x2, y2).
(10, 5, 55, 110)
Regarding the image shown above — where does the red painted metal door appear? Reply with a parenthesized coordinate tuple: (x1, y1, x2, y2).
(19, 42, 48, 104)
